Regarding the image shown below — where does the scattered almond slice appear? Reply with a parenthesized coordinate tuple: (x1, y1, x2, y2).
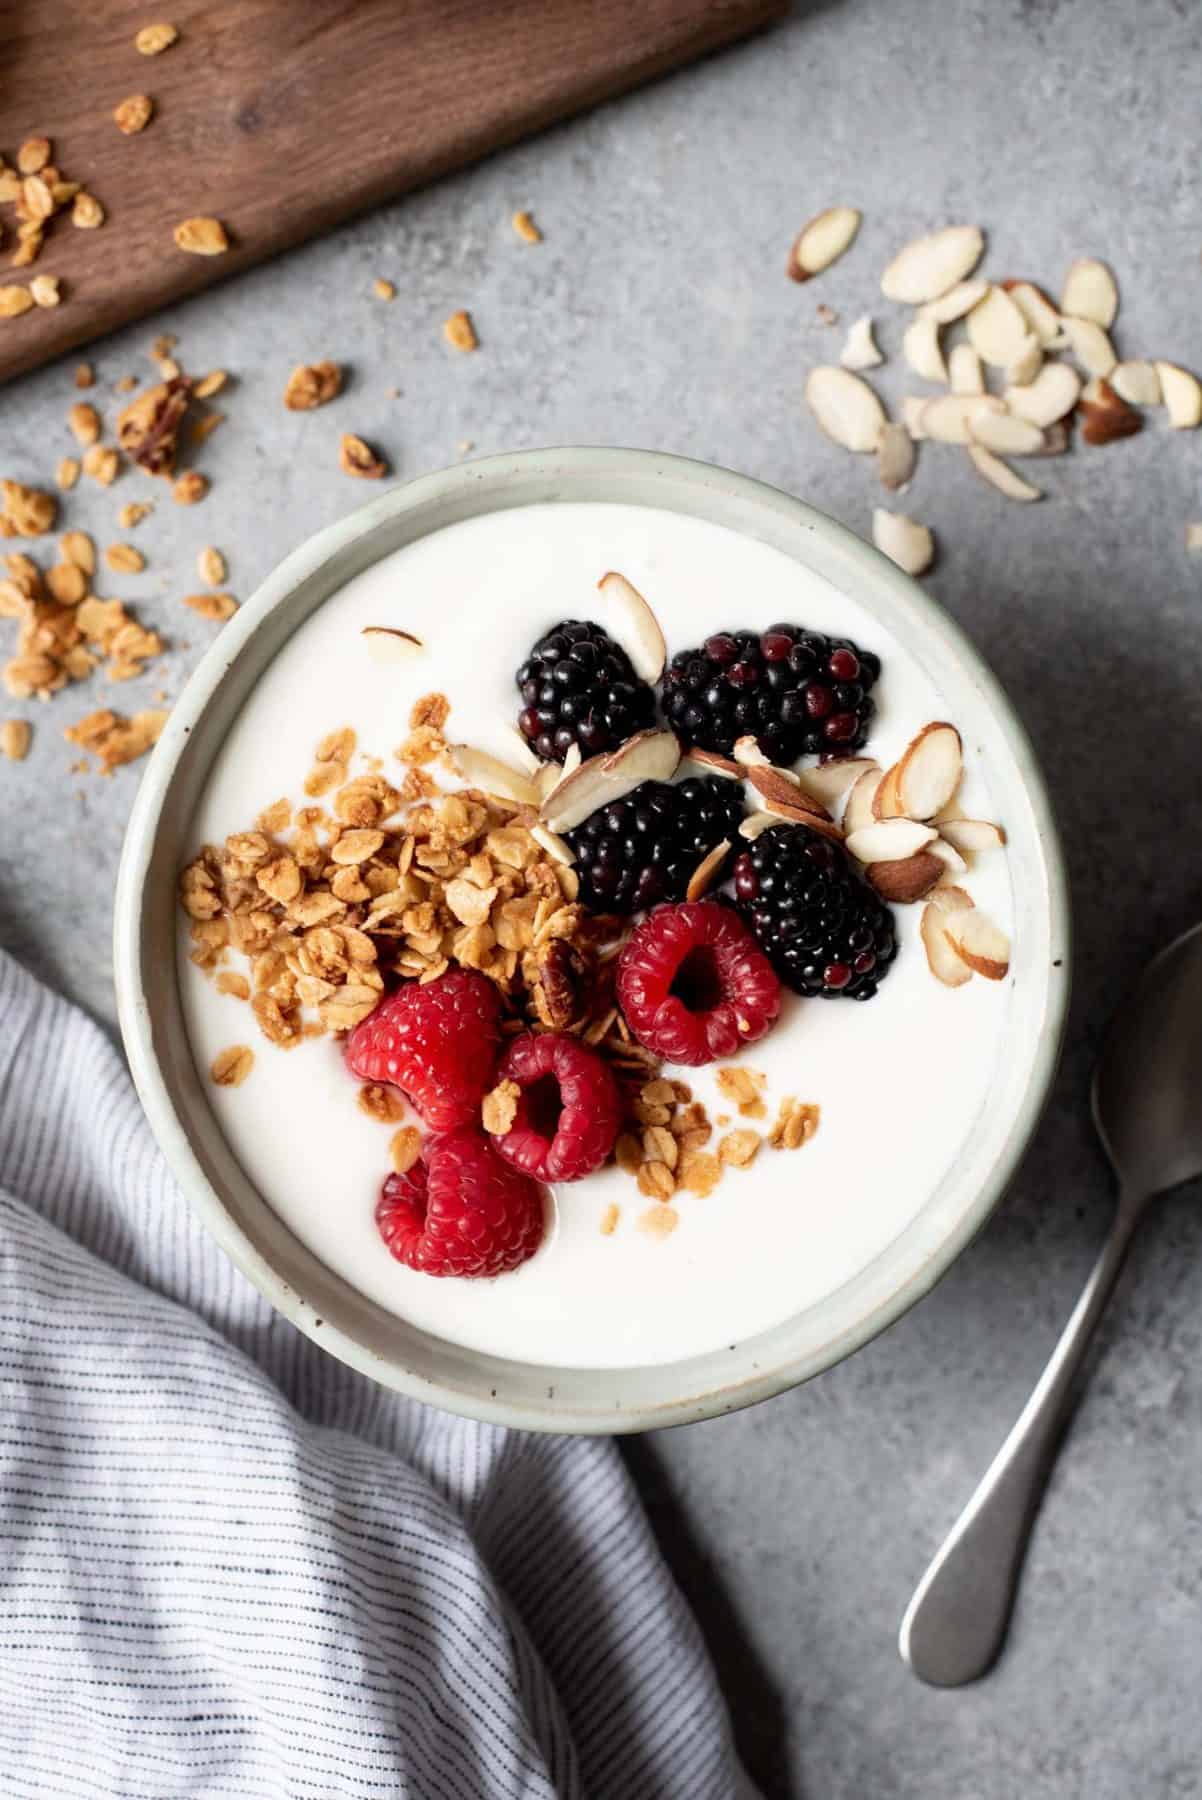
(597, 570, 666, 683)
(967, 445, 1042, 502)
(540, 729, 680, 833)
(926, 837, 968, 877)
(805, 366, 887, 453)
(1156, 362, 1202, 429)
(1060, 258, 1118, 328)
(845, 817, 938, 863)
(872, 761, 908, 821)
(919, 394, 1004, 444)
(902, 315, 947, 383)
(901, 397, 930, 440)
(1001, 280, 1062, 345)
(1186, 523, 1202, 553)
(966, 286, 1030, 367)
(894, 721, 963, 820)
(877, 423, 916, 492)
(866, 850, 944, 904)
(686, 839, 731, 901)
(529, 823, 576, 866)
(921, 898, 972, 986)
(839, 315, 883, 371)
(968, 411, 1045, 456)
(1079, 377, 1142, 445)
(746, 763, 832, 819)
(448, 744, 542, 807)
(872, 508, 934, 576)
(927, 883, 975, 914)
(362, 625, 423, 664)
(918, 278, 989, 324)
(842, 765, 884, 833)
(1060, 315, 1116, 377)
(1111, 361, 1161, 407)
(948, 344, 984, 395)
(1005, 362, 1081, 426)
(794, 756, 877, 808)
(1006, 336, 1043, 387)
(938, 817, 1006, 853)
(881, 226, 985, 304)
(682, 746, 743, 780)
(788, 206, 861, 281)
(944, 908, 1011, 980)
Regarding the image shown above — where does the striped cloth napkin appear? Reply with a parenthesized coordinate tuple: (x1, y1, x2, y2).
(0, 950, 749, 1799)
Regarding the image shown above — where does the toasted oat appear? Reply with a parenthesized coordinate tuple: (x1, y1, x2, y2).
(21, 176, 54, 222)
(46, 562, 87, 604)
(637, 1161, 676, 1201)
(718, 1129, 761, 1169)
(118, 501, 152, 529)
(60, 529, 96, 573)
(16, 138, 51, 175)
(197, 546, 226, 586)
(193, 369, 227, 400)
(181, 591, 237, 622)
(210, 1044, 253, 1086)
(63, 706, 167, 771)
(30, 274, 60, 308)
(190, 412, 224, 446)
(82, 446, 120, 486)
(637, 1204, 679, 1238)
(373, 278, 395, 300)
(715, 1064, 767, 1119)
(358, 1083, 407, 1124)
(74, 363, 95, 388)
(678, 1150, 721, 1197)
(1, 719, 31, 761)
(767, 1097, 821, 1150)
(0, 286, 33, 319)
(68, 403, 101, 447)
(443, 310, 478, 352)
(340, 434, 387, 479)
(389, 1125, 422, 1174)
(72, 193, 105, 229)
(512, 210, 542, 244)
(482, 1078, 520, 1136)
(215, 971, 250, 1000)
(136, 20, 178, 52)
(599, 1202, 620, 1236)
(173, 471, 208, 505)
(56, 458, 80, 491)
(115, 94, 154, 134)
(174, 216, 229, 255)
(105, 542, 145, 574)
(642, 1124, 678, 1171)
(284, 361, 341, 410)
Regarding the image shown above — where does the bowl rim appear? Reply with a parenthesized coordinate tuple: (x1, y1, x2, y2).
(114, 446, 1071, 1433)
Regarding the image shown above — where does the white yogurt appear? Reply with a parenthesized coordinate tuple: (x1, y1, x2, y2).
(178, 502, 1013, 1369)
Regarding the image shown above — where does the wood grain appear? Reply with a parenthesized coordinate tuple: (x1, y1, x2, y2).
(0, 0, 784, 384)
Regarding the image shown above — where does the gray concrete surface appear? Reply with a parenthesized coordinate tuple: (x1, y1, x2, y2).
(3, 1, 1201, 1794)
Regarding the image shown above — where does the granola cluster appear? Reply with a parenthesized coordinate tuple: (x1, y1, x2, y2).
(1, 536, 162, 703)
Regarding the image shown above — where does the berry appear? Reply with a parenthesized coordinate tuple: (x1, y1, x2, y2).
(515, 619, 656, 764)
(659, 625, 880, 765)
(492, 1033, 622, 1182)
(732, 825, 898, 1001)
(565, 775, 746, 915)
(376, 1129, 546, 1278)
(345, 969, 502, 1131)
(616, 900, 782, 1067)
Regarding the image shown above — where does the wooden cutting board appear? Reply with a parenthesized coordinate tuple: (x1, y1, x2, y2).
(0, 0, 784, 384)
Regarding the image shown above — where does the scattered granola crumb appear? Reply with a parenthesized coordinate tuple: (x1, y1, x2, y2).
(17, 139, 51, 176)
(198, 546, 226, 586)
(64, 706, 168, 771)
(72, 193, 105, 230)
(68, 402, 101, 447)
(443, 310, 478, 352)
(358, 1083, 407, 1124)
(284, 360, 341, 411)
(215, 971, 250, 1000)
(340, 434, 387, 479)
(767, 1097, 820, 1150)
(210, 1044, 253, 1086)
(82, 445, 120, 486)
(193, 369, 227, 400)
(1, 481, 56, 535)
(115, 94, 154, 134)
(600, 1202, 620, 1236)
(1, 718, 31, 761)
(718, 1129, 761, 1169)
(60, 529, 95, 573)
(56, 458, 80, 491)
(117, 501, 152, 529)
(716, 1064, 768, 1119)
(389, 1125, 422, 1174)
(678, 1150, 721, 1197)
(511, 210, 542, 244)
(105, 542, 145, 574)
(637, 1160, 676, 1201)
(190, 411, 223, 446)
(182, 591, 237, 622)
(637, 1204, 679, 1238)
(0, 286, 34, 319)
(135, 21, 179, 54)
(174, 216, 229, 256)
(30, 274, 60, 308)
(173, 471, 208, 505)
(373, 278, 395, 300)
(482, 1078, 520, 1136)
(46, 562, 86, 603)
(74, 363, 95, 388)
(115, 374, 138, 393)
(118, 375, 191, 475)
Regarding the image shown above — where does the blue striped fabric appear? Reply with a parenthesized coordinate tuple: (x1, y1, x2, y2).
(0, 952, 748, 1799)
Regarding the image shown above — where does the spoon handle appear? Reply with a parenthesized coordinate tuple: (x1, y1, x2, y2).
(899, 1192, 1145, 1686)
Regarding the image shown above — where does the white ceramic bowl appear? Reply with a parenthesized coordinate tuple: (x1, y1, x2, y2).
(114, 449, 1069, 1433)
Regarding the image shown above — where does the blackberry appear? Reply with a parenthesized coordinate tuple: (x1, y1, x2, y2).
(516, 619, 656, 764)
(567, 776, 746, 915)
(659, 625, 880, 765)
(732, 825, 897, 1000)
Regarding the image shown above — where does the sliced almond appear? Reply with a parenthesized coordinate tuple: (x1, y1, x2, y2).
(503, 724, 542, 774)
(938, 817, 1007, 853)
(967, 445, 1042, 502)
(948, 344, 984, 396)
(747, 764, 831, 820)
(881, 226, 985, 304)
(894, 721, 963, 820)
(927, 883, 975, 915)
(732, 735, 776, 771)
(1079, 377, 1142, 446)
(788, 207, 861, 282)
(843, 765, 884, 833)
(536, 760, 560, 801)
(901, 396, 930, 440)
(682, 746, 743, 780)
(1060, 258, 1118, 328)
(1156, 362, 1202, 429)
(541, 729, 680, 833)
(867, 851, 944, 904)
(597, 570, 666, 684)
(902, 315, 947, 383)
(1111, 360, 1162, 407)
(918, 278, 989, 324)
(1060, 315, 1116, 377)
(845, 818, 938, 863)
(872, 508, 934, 576)
(877, 422, 916, 492)
(968, 411, 1045, 456)
(1006, 335, 1043, 387)
(927, 837, 968, 877)
(1005, 362, 1081, 427)
(805, 366, 887, 452)
(1001, 280, 1062, 345)
(449, 744, 542, 807)
(839, 315, 883, 371)
(921, 900, 972, 986)
(738, 810, 779, 841)
(686, 839, 731, 901)
(529, 823, 576, 866)
(1186, 523, 1202, 553)
(362, 626, 423, 663)
(966, 286, 1030, 368)
(794, 756, 877, 808)
(920, 394, 1005, 444)
(872, 761, 906, 820)
(944, 908, 1011, 980)
(757, 793, 844, 842)
(561, 742, 582, 778)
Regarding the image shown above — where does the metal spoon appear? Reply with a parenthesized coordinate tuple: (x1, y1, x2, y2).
(900, 922, 1202, 1687)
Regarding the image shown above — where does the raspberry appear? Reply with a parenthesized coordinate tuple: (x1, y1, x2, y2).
(616, 900, 782, 1067)
(345, 969, 502, 1131)
(492, 1032, 622, 1182)
(375, 1130, 546, 1278)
